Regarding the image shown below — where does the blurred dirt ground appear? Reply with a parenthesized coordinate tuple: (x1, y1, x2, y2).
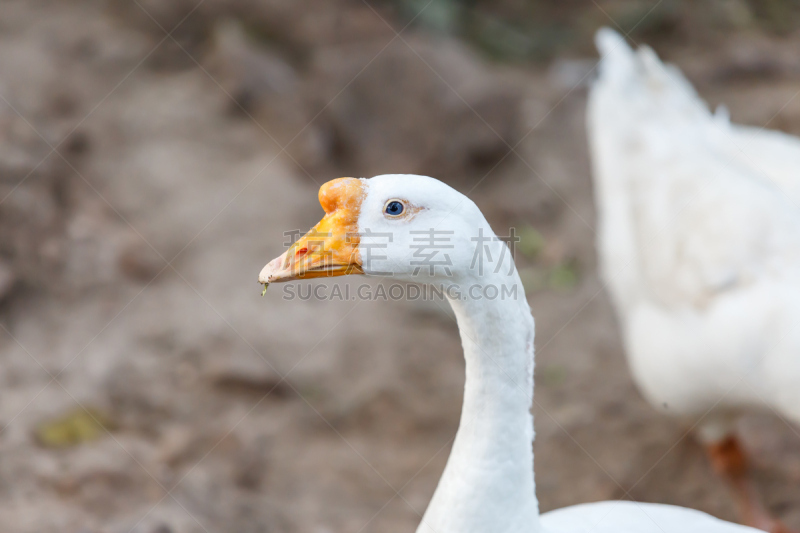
(2, 1, 800, 532)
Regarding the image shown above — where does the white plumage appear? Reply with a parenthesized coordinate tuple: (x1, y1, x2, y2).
(588, 28, 800, 531)
(542, 500, 757, 532)
(261, 173, 763, 533)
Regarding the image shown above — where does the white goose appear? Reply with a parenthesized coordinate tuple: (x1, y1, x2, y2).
(259, 174, 760, 532)
(589, 28, 800, 533)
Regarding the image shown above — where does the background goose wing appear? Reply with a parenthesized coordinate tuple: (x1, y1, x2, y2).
(590, 29, 800, 309)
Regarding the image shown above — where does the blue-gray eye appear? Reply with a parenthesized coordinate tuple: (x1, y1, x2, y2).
(385, 200, 404, 216)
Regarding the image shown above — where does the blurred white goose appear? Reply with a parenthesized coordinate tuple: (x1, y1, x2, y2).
(259, 174, 760, 532)
(589, 28, 800, 533)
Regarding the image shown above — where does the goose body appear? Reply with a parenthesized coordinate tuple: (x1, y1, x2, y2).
(260, 174, 762, 533)
(542, 500, 757, 532)
(588, 29, 800, 531)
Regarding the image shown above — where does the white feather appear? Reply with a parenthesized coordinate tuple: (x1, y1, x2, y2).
(588, 29, 800, 428)
(541, 501, 759, 532)
(345, 174, 765, 532)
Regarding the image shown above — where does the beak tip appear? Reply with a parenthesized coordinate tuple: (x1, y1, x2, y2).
(258, 265, 273, 285)
(259, 254, 287, 284)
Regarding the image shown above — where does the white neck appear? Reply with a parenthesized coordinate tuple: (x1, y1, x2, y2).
(417, 262, 540, 533)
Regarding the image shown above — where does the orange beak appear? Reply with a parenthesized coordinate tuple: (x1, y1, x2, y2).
(259, 178, 366, 284)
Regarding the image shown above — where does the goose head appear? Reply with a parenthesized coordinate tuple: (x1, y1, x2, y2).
(259, 174, 495, 286)
(259, 175, 537, 533)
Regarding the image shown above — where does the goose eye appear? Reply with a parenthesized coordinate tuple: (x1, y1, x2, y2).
(384, 200, 405, 217)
